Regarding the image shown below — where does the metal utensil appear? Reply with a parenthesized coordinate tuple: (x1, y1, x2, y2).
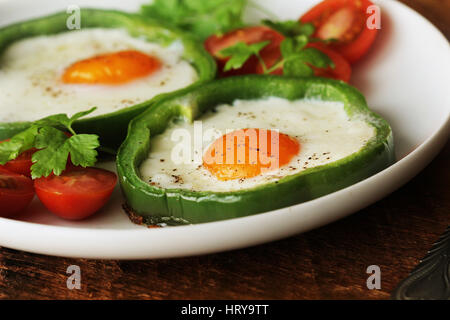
(392, 226, 450, 300)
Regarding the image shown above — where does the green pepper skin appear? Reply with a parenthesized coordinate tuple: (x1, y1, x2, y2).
(117, 75, 395, 225)
(0, 9, 216, 149)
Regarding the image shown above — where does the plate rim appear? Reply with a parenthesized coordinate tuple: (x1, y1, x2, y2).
(0, 0, 449, 259)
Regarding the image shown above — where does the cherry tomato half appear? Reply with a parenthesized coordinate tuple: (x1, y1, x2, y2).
(256, 42, 351, 82)
(306, 42, 352, 82)
(0, 140, 36, 177)
(204, 26, 284, 77)
(0, 167, 35, 217)
(300, 0, 378, 63)
(34, 167, 117, 220)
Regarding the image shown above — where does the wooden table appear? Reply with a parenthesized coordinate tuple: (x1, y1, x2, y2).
(0, 0, 448, 300)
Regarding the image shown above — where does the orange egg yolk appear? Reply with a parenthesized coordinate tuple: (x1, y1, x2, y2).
(61, 50, 161, 85)
(203, 128, 300, 181)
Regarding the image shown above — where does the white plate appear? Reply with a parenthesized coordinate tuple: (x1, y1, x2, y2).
(0, 0, 449, 259)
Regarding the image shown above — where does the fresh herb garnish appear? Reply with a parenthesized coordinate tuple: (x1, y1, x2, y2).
(219, 20, 334, 77)
(141, 0, 247, 40)
(221, 41, 270, 72)
(280, 35, 334, 77)
(263, 19, 338, 45)
(262, 19, 315, 38)
(0, 107, 100, 179)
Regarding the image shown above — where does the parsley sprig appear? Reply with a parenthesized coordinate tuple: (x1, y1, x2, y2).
(220, 41, 271, 72)
(0, 108, 100, 179)
(219, 20, 335, 77)
(141, 0, 247, 40)
(262, 19, 315, 38)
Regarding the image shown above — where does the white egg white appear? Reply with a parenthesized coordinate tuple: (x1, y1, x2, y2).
(0, 28, 198, 122)
(139, 97, 376, 192)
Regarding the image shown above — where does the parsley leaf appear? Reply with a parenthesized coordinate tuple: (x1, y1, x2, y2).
(262, 20, 315, 38)
(0, 108, 100, 179)
(215, 18, 334, 77)
(0, 126, 39, 164)
(66, 134, 99, 168)
(141, 0, 247, 40)
(34, 106, 97, 135)
(31, 130, 99, 179)
(220, 41, 270, 71)
(297, 47, 334, 69)
(279, 36, 334, 77)
(32, 127, 70, 178)
(280, 35, 309, 57)
(283, 59, 315, 77)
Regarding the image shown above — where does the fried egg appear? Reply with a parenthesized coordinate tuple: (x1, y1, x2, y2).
(140, 97, 376, 192)
(0, 28, 198, 122)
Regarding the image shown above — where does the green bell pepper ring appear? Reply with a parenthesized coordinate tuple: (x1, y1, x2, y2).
(0, 8, 216, 149)
(117, 75, 395, 225)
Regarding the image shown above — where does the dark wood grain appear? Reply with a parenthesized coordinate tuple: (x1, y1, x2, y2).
(0, 0, 449, 300)
(399, 0, 450, 38)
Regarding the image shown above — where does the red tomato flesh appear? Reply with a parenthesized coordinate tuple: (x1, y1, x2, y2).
(306, 42, 352, 82)
(206, 25, 351, 82)
(300, 0, 378, 63)
(34, 167, 117, 220)
(204, 26, 284, 77)
(1, 148, 36, 177)
(0, 140, 36, 177)
(0, 167, 35, 217)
